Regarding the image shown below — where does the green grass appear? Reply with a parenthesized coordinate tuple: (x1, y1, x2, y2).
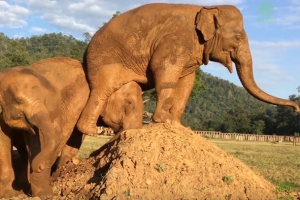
(77, 135, 111, 158)
(78, 136, 300, 192)
(211, 140, 300, 192)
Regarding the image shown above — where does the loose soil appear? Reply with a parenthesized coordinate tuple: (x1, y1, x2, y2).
(5, 122, 296, 199)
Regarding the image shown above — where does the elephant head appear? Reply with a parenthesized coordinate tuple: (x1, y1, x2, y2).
(0, 67, 61, 174)
(195, 5, 300, 112)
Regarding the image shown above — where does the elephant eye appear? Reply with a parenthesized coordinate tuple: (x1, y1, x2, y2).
(14, 98, 23, 104)
(235, 34, 242, 41)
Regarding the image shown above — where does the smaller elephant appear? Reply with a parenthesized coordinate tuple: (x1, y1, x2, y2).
(0, 67, 63, 197)
(59, 80, 144, 166)
(0, 57, 144, 198)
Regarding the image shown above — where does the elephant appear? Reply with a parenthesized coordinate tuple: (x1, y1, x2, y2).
(76, 3, 300, 136)
(0, 57, 144, 198)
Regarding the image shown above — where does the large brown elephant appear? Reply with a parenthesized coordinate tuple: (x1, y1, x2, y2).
(0, 57, 143, 198)
(77, 3, 300, 136)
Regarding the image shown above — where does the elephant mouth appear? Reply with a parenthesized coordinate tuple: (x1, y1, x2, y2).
(220, 52, 233, 73)
(209, 51, 233, 73)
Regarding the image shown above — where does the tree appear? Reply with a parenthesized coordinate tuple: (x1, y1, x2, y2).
(1, 40, 30, 69)
(220, 105, 251, 133)
(275, 95, 300, 135)
(0, 32, 10, 54)
(102, 11, 121, 26)
(251, 120, 265, 134)
(31, 46, 48, 62)
(83, 32, 92, 43)
(190, 68, 205, 98)
(250, 110, 276, 134)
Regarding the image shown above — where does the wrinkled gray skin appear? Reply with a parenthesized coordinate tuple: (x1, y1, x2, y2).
(77, 3, 300, 136)
(0, 57, 144, 198)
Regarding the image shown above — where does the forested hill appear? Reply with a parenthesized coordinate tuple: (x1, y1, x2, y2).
(144, 71, 277, 132)
(0, 32, 87, 69)
(1, 32, 299, 135)
(183, 72, 276, 130)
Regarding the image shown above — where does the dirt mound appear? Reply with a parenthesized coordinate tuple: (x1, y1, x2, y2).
(6, 122, 279, 199)
(51, 122, 276, 199)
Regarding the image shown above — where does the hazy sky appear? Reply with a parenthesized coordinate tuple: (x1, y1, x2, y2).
(1, 0, 300, 99)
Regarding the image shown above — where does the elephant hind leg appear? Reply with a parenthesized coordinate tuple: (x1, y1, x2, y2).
(77, 63, 144, 136)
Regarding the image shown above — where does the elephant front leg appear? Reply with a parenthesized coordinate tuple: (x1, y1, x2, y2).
(58, 128, 85, 169)
(170, 71, 196, 122)
(25, 110, 60, 197)
(150, 45, 189, 123)
(152, 87, 176, 123)
(0, 121, 20, 198)
(77, 63, 138, 136)
(25, 133, 55, 197)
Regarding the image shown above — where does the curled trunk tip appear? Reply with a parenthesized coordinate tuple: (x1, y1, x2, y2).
(236, 62, 300, 112)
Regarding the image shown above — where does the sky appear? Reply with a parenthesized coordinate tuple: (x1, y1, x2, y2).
(1, 0, 300, 99)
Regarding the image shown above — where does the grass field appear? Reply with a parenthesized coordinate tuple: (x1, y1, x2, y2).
(78, 135, 300, 192)
(211, 140, 300, 192)
(77, 135, 112, 158)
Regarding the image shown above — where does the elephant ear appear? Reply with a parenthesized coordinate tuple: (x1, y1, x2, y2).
(195, 7, 221, 41)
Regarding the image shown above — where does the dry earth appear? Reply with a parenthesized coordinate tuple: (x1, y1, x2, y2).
(4, 122, 297, 199)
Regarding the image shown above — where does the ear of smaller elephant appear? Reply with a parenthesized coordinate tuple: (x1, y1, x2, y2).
(195, 8, 218, 41)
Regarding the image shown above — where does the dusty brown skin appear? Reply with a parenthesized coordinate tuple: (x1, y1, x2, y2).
(0, 57, 143, 198)
(60, 80, 144, 167)
(0, 67, 62, 197)
(77, 3, 300, 136)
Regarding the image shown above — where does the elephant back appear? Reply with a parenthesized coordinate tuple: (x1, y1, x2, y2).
(29, 57, 87, 90)
(29, 57, 90, 122)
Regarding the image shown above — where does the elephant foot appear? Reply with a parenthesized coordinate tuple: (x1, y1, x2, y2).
(77, 120, 98, 136)
(31, 181, 53, 197)
(152, 110, 172, 124)
(167, 119, 183, 128)
(56, 155, 71, 169)
(0, 187, 22, 198)
(30, 172, 53, 197)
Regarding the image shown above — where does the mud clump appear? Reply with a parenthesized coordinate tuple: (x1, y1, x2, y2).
(53, 122, 276, 199)
(8, 123, 280, 199)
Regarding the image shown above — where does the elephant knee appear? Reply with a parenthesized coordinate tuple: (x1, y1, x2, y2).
(162, 97, 173, 110)
(31, 158, 46, 173)
(0, 170, 14, 183)
(31, 141, 56, 173)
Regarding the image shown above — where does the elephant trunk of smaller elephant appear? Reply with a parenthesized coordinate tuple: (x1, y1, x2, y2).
(30, 112, 58, 173)
(235, 48, 300, 112)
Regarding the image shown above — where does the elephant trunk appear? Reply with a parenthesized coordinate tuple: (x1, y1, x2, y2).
(29, 111, 59, 173)
(235, 47, 300, 112)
